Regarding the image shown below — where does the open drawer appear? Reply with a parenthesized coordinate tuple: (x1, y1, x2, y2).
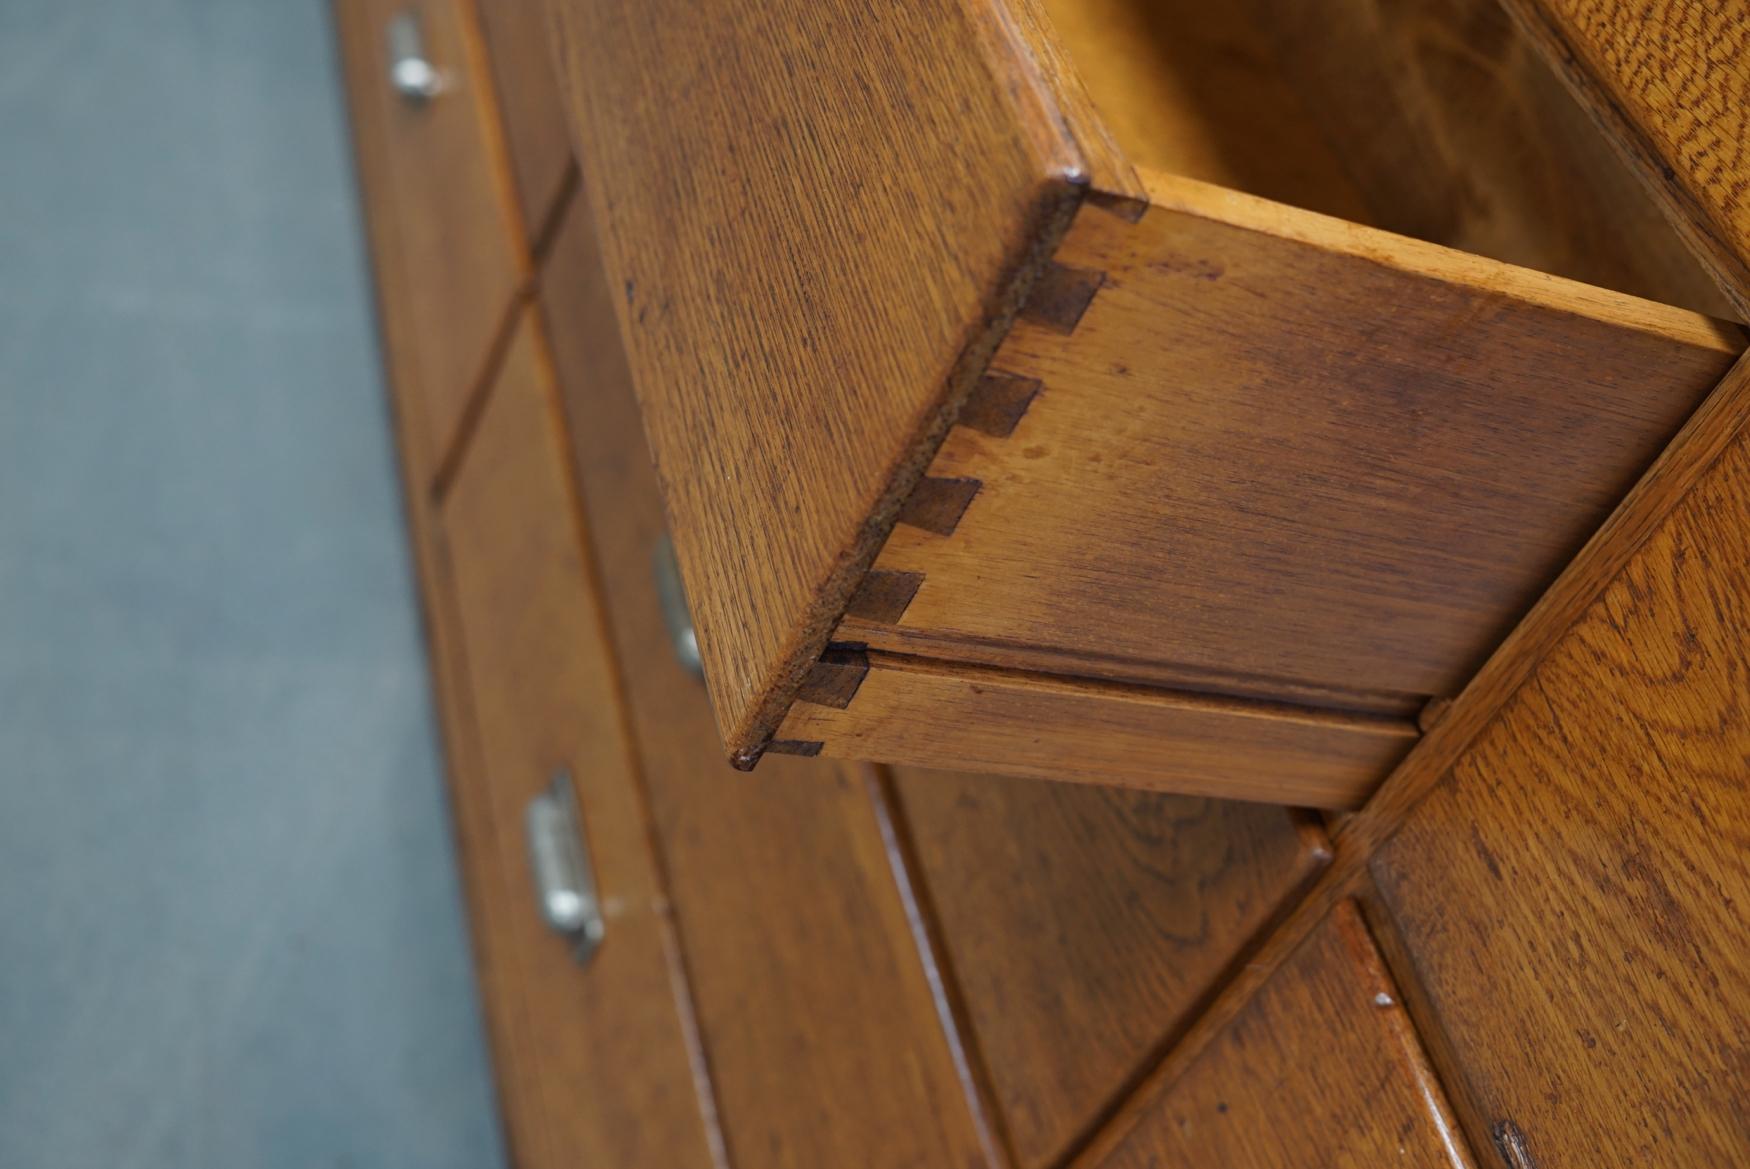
(544, 0, 1746, 806)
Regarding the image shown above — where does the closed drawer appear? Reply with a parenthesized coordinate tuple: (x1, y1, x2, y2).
(892, 770, 1331, 1169)
(437, 309, 714, 1169)
(1090, 900, 1469, 1167)
(335, 0, 523, 467)
(537, 196, 1000, 1168)
(546, 0, 1744, 803)
(475, 0, 573, 243)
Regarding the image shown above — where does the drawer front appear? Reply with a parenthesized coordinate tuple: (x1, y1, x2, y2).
(537, 199, 999, 1169)
(892, 770, 1330, 1169)
(542, 0, 1091, 761)
(336, 0, 523, 467)
(437, 310, 714, 1169)
(1373, 434, 1750, 1168)
(475, 0, 573, 242)
(1093, 901, 1469, 1167)
(776, 650, 1416, 808)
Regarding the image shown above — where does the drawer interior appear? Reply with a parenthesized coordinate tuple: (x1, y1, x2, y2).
(1040, 0, 1735, 318)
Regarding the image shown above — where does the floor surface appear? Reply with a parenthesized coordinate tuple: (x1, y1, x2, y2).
(0, 2, 507, 1165)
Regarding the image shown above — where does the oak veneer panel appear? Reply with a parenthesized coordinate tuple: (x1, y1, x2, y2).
(437, 313, 715, 1169)
(1093, 901, 1471, 1169)
(475, 0, 573, 244)
(777, 653, 1416, 807)
(544, 0, 1092, 762)
(537, 203, 999, 1169)
(891, 770, 1329, 1169)
(1501, 0, 1750, 314)
(867, 170, 1744, 706)
(1372, 436, 1750, 1167)
(335, 0, 524, 467)
(1248, 0, 1736, 318)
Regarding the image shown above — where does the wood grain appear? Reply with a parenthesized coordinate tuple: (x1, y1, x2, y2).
(544, 0, 1092, 763)
(891, 770, 1330, 1169)
(777, 652, 1417, 807)
(1246, 0, 1736, 317)
(1339, 349, 1750, 862)
(537, 201, 1002, 1169)
(1079, 351, 1750, 1169)
(438, 314, 719, 1169)
(474, 0, 574, 250)
(336, 0, 526, 469)
(865, 169, 1743, 710)
(1500, 0, 1750, 314)
(1088, 900, 1475, 1169)
(1037, 0, 1372, 221)
(1372, 438, 1750, 1167)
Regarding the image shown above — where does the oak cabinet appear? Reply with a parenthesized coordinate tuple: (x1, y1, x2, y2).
(335, 0, 1750, 1165)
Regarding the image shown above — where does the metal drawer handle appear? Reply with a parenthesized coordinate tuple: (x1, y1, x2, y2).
(653, 534, 704, 679)
(386, 8, 449, 104)
(524, 771, 604, 964)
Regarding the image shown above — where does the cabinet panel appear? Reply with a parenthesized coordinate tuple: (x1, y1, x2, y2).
(336, 0, 523, 466)
(475, 0, 573, 241)
(893, 770, 1329, 1169)
(438, 312, 714, 1169)
(1374, 437, 1750, 1168)
(1094, 901, 1470, 1168)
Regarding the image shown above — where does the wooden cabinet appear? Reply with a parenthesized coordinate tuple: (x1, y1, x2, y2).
(334, 0, 524, 467)
(546, 0, 1743, 803)
(336, 0, 1750, 1165)
(436, 312, 716, 1169)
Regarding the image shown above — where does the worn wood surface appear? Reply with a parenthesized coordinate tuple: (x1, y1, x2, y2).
(777, 652, 1416, 806)
(336, 0, 525, 469)
(1372, 437, 1750, 1168)
(1037, 0, 1370, 220)
(474, 0, 574, 250)
(862, 169, 1743, 712)
(437, 314, 719, 1169)
(1246, 0, 1735, 317)
(1087, 900, 1474, 1168)
(891, 770, 1329, 1169)
(538, 201, 1002, 1169)
(545, 0, 1097, 763)
(1500, 0, 1750, 314)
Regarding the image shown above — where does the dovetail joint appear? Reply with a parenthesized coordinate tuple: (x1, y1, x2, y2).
(896, 476, 982, 537)
(1020, 262, 1105, 334)
(795, 645, 871, 709)
(845, 569, 923, 625)
(765, 739, 825, 758)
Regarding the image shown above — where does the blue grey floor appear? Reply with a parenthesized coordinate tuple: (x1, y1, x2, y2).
(0, 2, 507, 1166)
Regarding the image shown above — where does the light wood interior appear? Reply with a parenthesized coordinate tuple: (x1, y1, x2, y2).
(1040, 0, 1737, 317)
